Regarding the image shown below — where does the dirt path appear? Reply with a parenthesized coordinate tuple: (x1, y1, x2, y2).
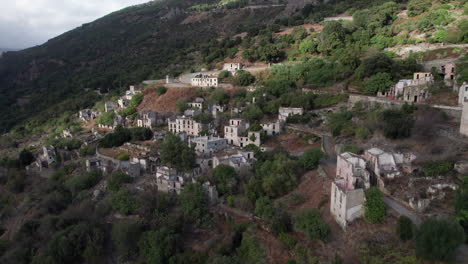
(177, 66, 270, 84)
(389, 43, 468, 58)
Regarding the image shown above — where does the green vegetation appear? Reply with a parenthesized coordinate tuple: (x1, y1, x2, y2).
(98, 126, 153, 148)
(365, 73, 393, 95)
(455, 176, 468, 242)
(96, 111, 116, 125)
(380, 108, 414, 139)
(156, 86, 167, 95)
(213, 164, 238, 196)
(179, 183, 208, 225)
(110, 189, 140, 215)
(65, 170, 102, 195)
(293, 208, 330, 241)
(364, 187, 385, 223)
(233, 70, 255, 86)
(397, 216, 414, 241)
(299, 147, 324, 170)
(415, 218, 465, 262)
(423, 160, 453, 177)
(108, 172, 133, 192)
(160, 133, 196, 172)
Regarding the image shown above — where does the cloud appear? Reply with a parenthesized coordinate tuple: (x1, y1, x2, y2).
(0, 0, 149, 49)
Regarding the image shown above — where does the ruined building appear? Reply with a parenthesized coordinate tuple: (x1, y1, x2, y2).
(330, 152, 370, 230)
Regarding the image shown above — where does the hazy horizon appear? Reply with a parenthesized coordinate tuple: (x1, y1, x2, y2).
(0, 0, 150, 50)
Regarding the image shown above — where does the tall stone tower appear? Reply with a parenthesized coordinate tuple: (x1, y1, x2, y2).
(461, 100, 468, 136)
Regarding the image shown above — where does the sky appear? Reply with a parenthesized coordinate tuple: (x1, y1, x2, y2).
(0, 0, 150, 49)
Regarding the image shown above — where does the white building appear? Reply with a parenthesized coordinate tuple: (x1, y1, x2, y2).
(189, 136, 227, 155)
(381, 72, 434, 102)
(191, 74, 218, 87)
(155, 166, 185, 195)
(223, 63, 243, 75)
(168, 116, 206, 136)
(330, 152, 370, 230)
(224, 119, 261, 147)
(278, 107, 304, 121)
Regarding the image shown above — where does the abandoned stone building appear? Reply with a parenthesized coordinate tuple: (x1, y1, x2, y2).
(383, 72, 433, 102)
(260, 118, 284, 136)
(86, 158, 102, 172)
(154, 166, 201, 195)
(136, 111, 158, 129)
(98, 114, 124, 130)
(210, 104, 226, 117)
(330, 152, 370, 230)
(191, 74, 218, 87)
(168, 116, 207, 136)
(363, 148, 416, 189)
(223, 63, 243, 74)
(224, 118, 261, 147)
(278, 107, 304, 121)
(440, 62, 456, 83)
(459, 82, 468, 106)
(104, 101, 119, 112)
(79, 109, 98, 121)
(213, 149, 255, 172)
(187, 97, 204, 109)
(461, 95, 468, 136)
(184, 109, 201, 117)
(189, 136, 227, 155)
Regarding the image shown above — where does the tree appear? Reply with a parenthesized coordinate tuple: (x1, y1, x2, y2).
(396, 216, 414, 241)
(108, 171, 133, 192)
(255, 196, 275, 219)
(139, 227, 180, 264)
(380, 109, 414, 139)
(365, 72, 393, 95)
(110, 189, 140, 215)
(293, 209, 330, 241)
(360, 53, 396, 78)
(318, 21, 346, 54)
(237, 230, 266, 264)
(160, 133, 196, 172)
(271, 210, 292, 236)
(218, 70, 232, 81)
(299, 147, 324, 170)
(415, 218, 465, 262)
(112, 221, 142, 261)
(407, 0, 432, 17)
(213, 164, 238, 195)
(176, 98, 189, 113)
(18, 149, 34, 167)
(364, 187, 385, 223)
(233, 70, 255, 86)
(299, 36, 318, 54)
(210, 90, 230, 105)
(179, 183, 208, 224)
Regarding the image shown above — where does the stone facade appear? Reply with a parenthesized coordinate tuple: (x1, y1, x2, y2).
(330, 152, 370, 230)
(136, 111, 158, 129)
(261, 119, 284, 136)
(191, 74, 218, 87)
(461, 101, 468, 136)
(189, 136, 227, 155)
(381, 72, 433, 102)
(224, 119, 261, 147)
(459, 82, 468, 106)
(278, 107, 304, 121)
(104, 102, 118, 112)
(213, 150, 255, 172)
(223, 63, 242, 74)
(79, 109, 98, 121)
(168, 116, 206, 136)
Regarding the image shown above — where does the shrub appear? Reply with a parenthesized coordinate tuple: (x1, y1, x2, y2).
(364, 187, 385, 223)
(110, 189, 139, 215)
(233, 70, 255, 86)
(66, 170, 101, 195)
(407, 0, 431, 17)
(271, 210, 292, 236)
(299, 147, 324, 170)
(179, 183, 208, 225)
(341, 144, 359, 154)
(108, 172, 133, 192)
(218, 70, 232, 81)
(255, 196, 275, 219)
(293, 208, 330, 241)
(455, 176, 468, 242)
(117, 152, 130, 161)
(156, 86, 167, 95)
(364, 72, 393, 95)
(111, 222, 142, 261)
(415, 218, 465, 262)
(397, 216, 414, 241)
(213, 164, 238, 196)
(380, 109, 414, 139)
(278, 233, 297, 249)
(355, 126, 371, 140)
(423, 160, 453, 177)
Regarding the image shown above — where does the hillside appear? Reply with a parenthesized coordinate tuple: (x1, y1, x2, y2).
(0, 0, 287, 133)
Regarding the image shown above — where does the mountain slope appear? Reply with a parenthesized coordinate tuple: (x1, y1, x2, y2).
(0, 0, 286, 133)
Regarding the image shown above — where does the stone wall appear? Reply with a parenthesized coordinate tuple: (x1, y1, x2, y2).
(348, 94, 462, 120)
